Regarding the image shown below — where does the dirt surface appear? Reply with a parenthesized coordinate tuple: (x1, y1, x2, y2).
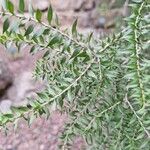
(0, 111, 79, 150)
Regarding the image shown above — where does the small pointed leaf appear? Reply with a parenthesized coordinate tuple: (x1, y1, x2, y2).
(35, 9, 42, 22)
(19, 0, 25, 13)
(72, 19, 78, 37)
(47, 36, 59, 47)
(47, 6, 53, 24)
(43, 50, 50, 58)
(3, 18, 10, 33)
(24, 25, 34, 36)
(6, 0, 14, 14)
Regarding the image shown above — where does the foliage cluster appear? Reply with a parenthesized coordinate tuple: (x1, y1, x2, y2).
(0, 0, 150, 149)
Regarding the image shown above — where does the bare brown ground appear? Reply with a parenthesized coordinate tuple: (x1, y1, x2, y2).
(0, 111, 68, 150)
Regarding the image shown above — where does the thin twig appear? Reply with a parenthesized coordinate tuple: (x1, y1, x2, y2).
(133, 2, 146, 105)
(124, 93, 150, 139)
(0, 11, 126, 54)
(84, 101, 121, 131)
(0, 59, 94, 128)
(0, 12, 87, 50)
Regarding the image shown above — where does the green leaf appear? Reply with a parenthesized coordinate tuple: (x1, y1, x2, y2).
(86, 134, 93, 145)
(24, 25, 34, 36)
(17, 106, 29, 113)
(19, 0, 25, 13)
(87, 32, 93, 43)
(59, 98, 64, 108)
(3, 18, 10, 33)
(43, 29, 50, 35)
(44, 107, 50, 120)
(37, 92, 48, 100)
(17, 34, 24, 40)
(32, 37, 38, 43)
(54, 13, 60, 27)
(6, 0, 14, 14)
(47, 36, 59, 47)
(3, 113, 14, 118)
(35, 9, 42, 22)
(72, 19, 78, 37)
(67, 89, 73, 101)
(87, 70, 97, 79)
(48, 88, 56, 97)
(29, 46, 35, 53)
(70, 48, 80, 59)
(28, 114, 36, 126)
(43, 50, 50, 58)
(78, 51, 89, 58)
(39, 35, 44, 44)
(47, 6, 53, 24)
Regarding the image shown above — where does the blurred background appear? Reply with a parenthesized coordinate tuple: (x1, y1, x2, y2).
(50, 0, 129, 35)
(0, 0, 129, 36)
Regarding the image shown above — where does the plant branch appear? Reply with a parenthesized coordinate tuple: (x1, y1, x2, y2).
(0, 59, 94, 128)
(84, 101, 121, 131)
(0, 12, 89, 50)
(124, 92, 150, 138)
(133, 1, 146, 105)
(0, 11, 125, 55)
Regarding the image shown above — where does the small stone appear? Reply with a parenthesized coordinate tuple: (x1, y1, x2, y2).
(95, 17, 106, 28)
(40, 144, 45, 150)
(6, 144, 13, 149)
(0, 100, 12, 113)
